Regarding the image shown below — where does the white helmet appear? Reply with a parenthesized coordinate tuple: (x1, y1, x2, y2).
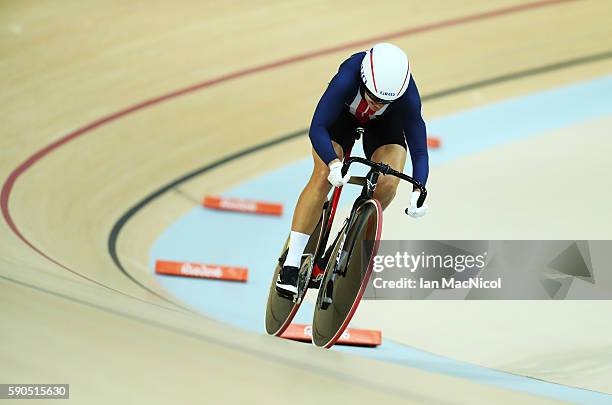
(360, 43, 410, 102)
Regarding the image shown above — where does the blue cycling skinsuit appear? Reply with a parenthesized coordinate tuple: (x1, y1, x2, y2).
(308, 51, 429, 185)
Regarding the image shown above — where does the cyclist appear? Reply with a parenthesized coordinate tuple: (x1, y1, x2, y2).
(276, 42, 429, 297)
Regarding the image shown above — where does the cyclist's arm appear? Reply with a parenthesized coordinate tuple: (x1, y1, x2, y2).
(400, 76, 429, 186)
(309, 60, 359, 165)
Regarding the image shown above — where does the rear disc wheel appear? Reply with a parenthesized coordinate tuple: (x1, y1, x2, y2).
(312, 199, 382, 348)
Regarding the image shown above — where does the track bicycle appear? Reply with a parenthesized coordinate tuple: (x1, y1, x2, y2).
(265, 127, 427, 348)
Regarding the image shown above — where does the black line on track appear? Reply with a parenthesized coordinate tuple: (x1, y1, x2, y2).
(108, 49, 612, 302)
(107, 128, 308, 290)
(173, 186, 204, 205)
(423, 50, 612, 100)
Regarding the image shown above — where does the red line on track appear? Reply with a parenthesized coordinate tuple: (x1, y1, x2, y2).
(1, 0, 576, 292)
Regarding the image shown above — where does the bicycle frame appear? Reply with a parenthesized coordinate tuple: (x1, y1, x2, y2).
(310, 146, 428, 281)
(310, 147, 353, 281)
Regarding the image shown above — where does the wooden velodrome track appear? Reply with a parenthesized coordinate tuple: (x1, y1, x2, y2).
(2, 0, 611, 403)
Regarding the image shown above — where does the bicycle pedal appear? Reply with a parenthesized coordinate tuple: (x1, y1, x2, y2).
(275, 288, 296, 301)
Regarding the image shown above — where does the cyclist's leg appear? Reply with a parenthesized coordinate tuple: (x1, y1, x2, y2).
(291, 141, 344, 235)
(277, 142, 345, 295)
(363, 111, 407, 210)
(280, 110, 356, 279)
(279, 142, 343, 275)
(284, 110, 356, 270)
(369, 144, 407, 210)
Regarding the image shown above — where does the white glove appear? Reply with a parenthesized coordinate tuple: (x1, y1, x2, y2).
(406, 190, 428, 218)
(327, 161, 350, 187)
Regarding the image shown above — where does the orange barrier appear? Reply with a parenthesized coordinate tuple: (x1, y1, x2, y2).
(427, 136, 441, 148)
(155, 260, 248, 282)
(203, 196, 283, 216)
(281, 323, 381, 347)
